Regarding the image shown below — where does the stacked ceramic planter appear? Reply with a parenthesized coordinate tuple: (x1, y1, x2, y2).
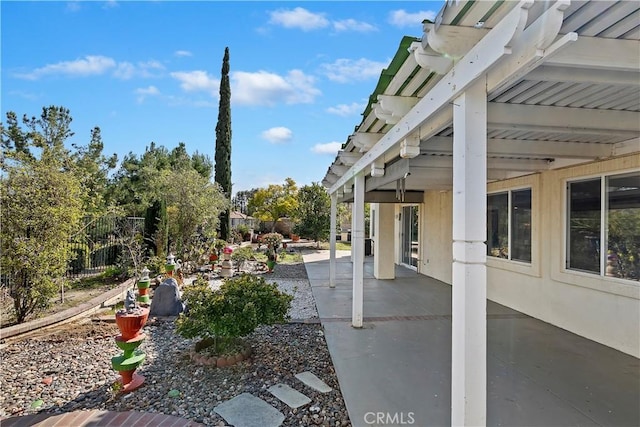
(111, 304, 149, 393)
(137, 267, 151, 305)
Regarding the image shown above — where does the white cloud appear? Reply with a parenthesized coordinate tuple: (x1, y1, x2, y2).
(326, 102, 364, 117)
(320, 58, 387, 83)
(15, 55, 117, 80)
(134, 85, 160, 103)
(15, 56, 164, 80)
(261, 127, 293, 144)
(113, 62, 135, 79)
(170, 70, 219, 93)
(388, 9, 437, 28)
(269, 7, 329, 31)
(311, 142, 342, 155)
(333, 19, 377, 33)
(103, 0, 118, 9)
(114, 60, 164, 79)
(232, 69, 320, 106)
(174, 50, 193, 57)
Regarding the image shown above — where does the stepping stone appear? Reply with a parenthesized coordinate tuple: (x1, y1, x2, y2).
(295, 371, 333, 393)
(214, 393, 284, 427)
(268, 383, 311, 408)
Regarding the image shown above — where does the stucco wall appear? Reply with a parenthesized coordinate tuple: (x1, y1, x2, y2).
(421, 190, 453, 284)
(416, 154, 640, 357)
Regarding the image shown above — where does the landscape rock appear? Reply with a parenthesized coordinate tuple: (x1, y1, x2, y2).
(149, 277, 185, 317)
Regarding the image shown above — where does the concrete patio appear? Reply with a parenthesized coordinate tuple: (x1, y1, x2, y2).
(303, 250, 640, 427)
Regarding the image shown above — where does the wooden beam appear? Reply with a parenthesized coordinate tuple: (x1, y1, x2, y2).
(339, 190, 424, 204)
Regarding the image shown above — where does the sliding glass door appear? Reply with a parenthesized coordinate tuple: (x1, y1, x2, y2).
(401, 205, 419, 269)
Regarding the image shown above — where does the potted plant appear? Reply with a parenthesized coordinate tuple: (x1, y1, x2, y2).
(261, 233, 282, 273)
(266, 249, 277, 272)
(209, 238, 226, 263)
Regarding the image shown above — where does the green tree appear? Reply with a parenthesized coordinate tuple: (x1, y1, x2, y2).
(248, 178, 298, 232)
(160, 167, 229, 259)
(1, 106, 84, 323)
(294, 182, 331, 245)
(215, 47, 232, 240)
(232, 188, 258, 215)
(71, 126, 118, 214)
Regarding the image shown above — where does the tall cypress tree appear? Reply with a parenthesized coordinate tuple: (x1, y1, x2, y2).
(215, 47, 232, 240)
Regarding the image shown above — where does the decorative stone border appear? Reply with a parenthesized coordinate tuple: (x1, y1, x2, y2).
(189, 346, 252, 368)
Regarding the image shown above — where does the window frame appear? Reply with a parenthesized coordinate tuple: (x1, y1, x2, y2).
(487, 186, 532, 264)
(565, 171, 640, 282)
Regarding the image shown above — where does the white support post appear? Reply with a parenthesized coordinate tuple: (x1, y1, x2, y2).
(352, 173, 365, 328)
(329, 192, 337, 288)
(451, 78, 487, 426)
(350, 202, 355, 263)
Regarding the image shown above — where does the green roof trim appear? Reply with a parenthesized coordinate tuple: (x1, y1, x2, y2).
(450, 0, 476, 25)
(362, 35, 420, 118)
(479, 0, 505, 24)
(394, 65, 422, 96)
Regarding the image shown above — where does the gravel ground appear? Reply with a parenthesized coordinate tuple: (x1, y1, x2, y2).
(0, 261, 349, 426)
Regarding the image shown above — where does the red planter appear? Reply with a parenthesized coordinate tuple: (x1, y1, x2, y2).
(115, 309, 149, 341)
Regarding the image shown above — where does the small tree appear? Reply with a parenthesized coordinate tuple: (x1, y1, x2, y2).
(1, 106, 84, 323)
(294, 182, 331, 246)
(248, 178, 298, 232)
(160, 168, 229, 258)
(176, 275, 292, 353)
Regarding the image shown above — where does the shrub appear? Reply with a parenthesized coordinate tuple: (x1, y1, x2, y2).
(229, 228, 243, 244)
(213, 239, 226, 254)
(230, 246, 255, 271)
(176, 274, 293, 353)
(235, 224, 250, 241)
(261, 232, 283, 249)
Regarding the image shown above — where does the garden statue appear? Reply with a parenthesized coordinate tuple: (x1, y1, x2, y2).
(124, 289, 136, 312)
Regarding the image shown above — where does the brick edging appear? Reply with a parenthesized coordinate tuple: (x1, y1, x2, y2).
(0, 278, 135, 341)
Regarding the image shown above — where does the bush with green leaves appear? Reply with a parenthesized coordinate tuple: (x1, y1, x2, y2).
(176, 274, 293, 353)
(230, 246, 255, 271)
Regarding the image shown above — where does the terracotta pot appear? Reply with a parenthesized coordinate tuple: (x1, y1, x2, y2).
(115, 309, 149, 341)
(119, 369, 135, 385)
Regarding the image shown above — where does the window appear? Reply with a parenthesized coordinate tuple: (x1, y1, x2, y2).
(487, 189, 532, 262)
(567, 172, 640, 281)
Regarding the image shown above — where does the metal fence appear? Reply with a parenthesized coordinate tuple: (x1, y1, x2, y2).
(67, 215, 144, 278)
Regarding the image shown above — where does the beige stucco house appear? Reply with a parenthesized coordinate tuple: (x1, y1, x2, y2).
(321, 1, 639, 425)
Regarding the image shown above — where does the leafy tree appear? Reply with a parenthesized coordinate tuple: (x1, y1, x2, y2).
(191, 150, 213, 179)
(248, 178, 299, 232)
(144, 199, 167, 257)
(0, 106, 84, 323)
(215, 47, 232, 240)
(71, 126, 118, 213)
(232, 188, 258, 215)
(294, 182, 331, 245)
(107, 142, 211, 217)
(160, 167, 229, 259)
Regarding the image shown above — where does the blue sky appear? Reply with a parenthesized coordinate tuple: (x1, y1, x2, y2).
(1, 1, 444, 193)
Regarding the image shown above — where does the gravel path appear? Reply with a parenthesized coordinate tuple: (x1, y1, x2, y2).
(0, 260, 349, 426)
